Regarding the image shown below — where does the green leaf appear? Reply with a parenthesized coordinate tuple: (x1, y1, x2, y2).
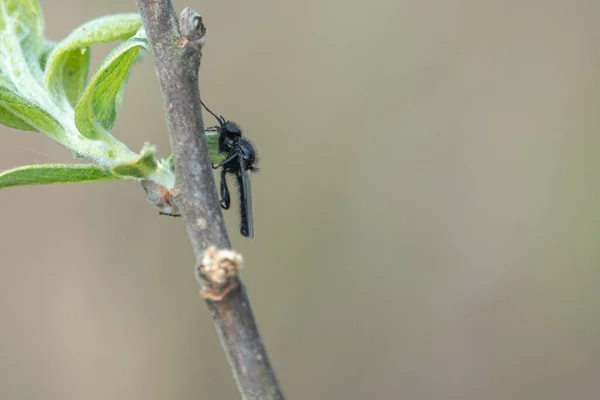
(38, 39, 56, 71)
(0, 6, 175, 191)
(206, 130, 226, 165)
(0, 163, 118, 189)
(0, 101, 36, 131)
(44, 13, 141, 108)
(111, 142, 158, 179)
(0, 0, 44, 82)
(48, 46, 89, 109)
(75, 28, 147, 141)
(0, 84, 63, 137)
(164, 154, 175, 173)
(0, 1, 64, 141)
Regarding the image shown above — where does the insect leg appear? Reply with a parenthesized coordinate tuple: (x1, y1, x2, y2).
(220, 169, 231, 210)
(213, 153, 238, 169)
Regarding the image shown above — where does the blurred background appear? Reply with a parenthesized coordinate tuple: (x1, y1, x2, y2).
(2, 0, 600, 399)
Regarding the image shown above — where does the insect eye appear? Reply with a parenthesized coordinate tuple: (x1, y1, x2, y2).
(224, 122, 242, 136)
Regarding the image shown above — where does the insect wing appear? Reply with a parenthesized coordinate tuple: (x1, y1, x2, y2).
(237, 157, 254, 238)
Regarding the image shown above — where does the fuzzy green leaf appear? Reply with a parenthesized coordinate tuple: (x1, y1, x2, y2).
(44, 13, 141, 108)
(0, 100, 36, 131)
(0, 4, 175, 190)
(0, 0, 66, 143)
(0, 163, 118, 189)
(111, 142, 158, 179)
(164, 154, 175, 173)
(47, 46, 90, 109)
(0, 0, 45, 81)
(75, 28, 147, 141)
(206, 130, 226, 165)
(0, 84, 63, 137)
(38, 39, 56, 71)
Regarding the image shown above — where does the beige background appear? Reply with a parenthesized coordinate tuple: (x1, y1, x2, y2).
(2, 0, 600, 399)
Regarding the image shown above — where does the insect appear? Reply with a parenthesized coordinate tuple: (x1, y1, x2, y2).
(201, 100, 258, 238)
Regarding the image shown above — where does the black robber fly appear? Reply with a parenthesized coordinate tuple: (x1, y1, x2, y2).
(201, 100, 258, 238)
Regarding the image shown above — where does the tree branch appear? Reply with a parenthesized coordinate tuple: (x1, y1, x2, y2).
(135, 1, 284, 398)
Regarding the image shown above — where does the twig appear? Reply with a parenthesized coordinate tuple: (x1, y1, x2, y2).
(135, 1, 284, 399)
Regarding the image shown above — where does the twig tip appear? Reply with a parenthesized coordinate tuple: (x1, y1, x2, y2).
(179, 7, 206, 46)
